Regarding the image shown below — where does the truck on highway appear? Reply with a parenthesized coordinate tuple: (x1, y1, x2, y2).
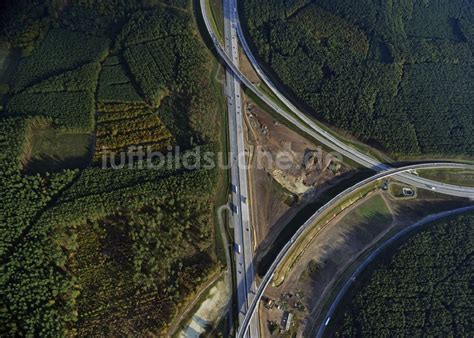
(235, 243, 242, 254)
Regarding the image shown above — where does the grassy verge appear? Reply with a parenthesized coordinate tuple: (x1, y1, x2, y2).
(349, 195, 391, 222)
(204, 0, 224, 43)
(208, 0, 224, 40)
(417, 168, 474, 188)
(25, 124, 93, 173)
(256, 81, 291, 114)
(388, 181, 417, 199)
(272, 181, 381, 286)
(393, 153, 474, 163)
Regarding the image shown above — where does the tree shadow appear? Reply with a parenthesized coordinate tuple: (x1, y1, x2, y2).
(23, 151, 93, 175)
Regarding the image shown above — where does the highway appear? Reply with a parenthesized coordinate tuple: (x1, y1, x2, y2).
(198, 1, 474, 336)
(220, 0, 259, 336)
(315, 204, 474, 338)
(201, 0, 474, 199)
(236, 162, 474, 338)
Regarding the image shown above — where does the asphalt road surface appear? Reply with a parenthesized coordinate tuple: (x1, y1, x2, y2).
(220, 0, 259, 336)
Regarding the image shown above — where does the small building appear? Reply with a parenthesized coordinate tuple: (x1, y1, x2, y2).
(262, 297, 274, 309)
(402, 187, 414, 197)
(281, 311, 293, 331)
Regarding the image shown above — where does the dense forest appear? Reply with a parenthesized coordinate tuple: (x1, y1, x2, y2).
(334, 212, 474, 336)
(0, 0, 223, 336)
(242, 0, 474, 156)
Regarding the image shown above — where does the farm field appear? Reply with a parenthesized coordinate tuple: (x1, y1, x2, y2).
(242, 0, 474, 158)
(0, 0, 225, 336)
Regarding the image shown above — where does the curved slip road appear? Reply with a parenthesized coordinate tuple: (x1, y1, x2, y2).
(201, 0, 474, 199)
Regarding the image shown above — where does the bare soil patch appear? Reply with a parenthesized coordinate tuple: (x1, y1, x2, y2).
(239, 49, 261, 85)
(244, 99, 349, 249)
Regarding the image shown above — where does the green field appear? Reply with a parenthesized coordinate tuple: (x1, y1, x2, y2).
(26, 126, 92, 173)
(350, 195, 390, 221)
(418, 168, 474, 188)
(208, 0, 224, 41)
(388, 182, 417, 199)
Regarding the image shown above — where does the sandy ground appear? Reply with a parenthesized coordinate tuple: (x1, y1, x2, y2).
(178, 274, 230, 337)
(244, 100, 348, 249)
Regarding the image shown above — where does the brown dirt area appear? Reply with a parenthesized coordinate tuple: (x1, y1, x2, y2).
(243, 98, 350, 252)
(239, 49, 261, 85)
